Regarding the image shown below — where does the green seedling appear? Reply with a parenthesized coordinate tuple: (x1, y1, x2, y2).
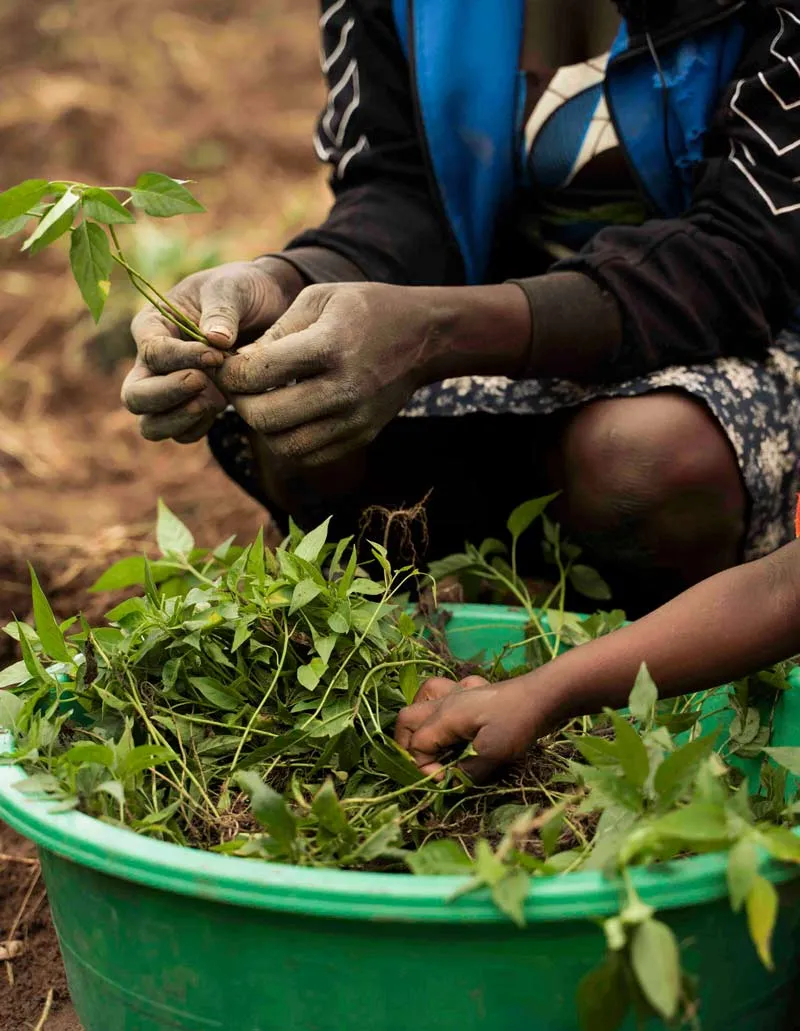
(0, 173, 206, 337)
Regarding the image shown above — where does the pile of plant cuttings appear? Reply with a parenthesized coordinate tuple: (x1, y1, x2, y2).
(3, 499, 800, 1028)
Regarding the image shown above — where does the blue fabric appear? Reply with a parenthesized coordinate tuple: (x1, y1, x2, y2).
(393, 0, 526, 284)
(391, 0, 408, 56)
(392, 4, 746, 279)
(606, 20, 747, 216)
(526, 83, 606, 192)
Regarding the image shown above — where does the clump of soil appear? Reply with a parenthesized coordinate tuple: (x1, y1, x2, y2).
(0, 823, 82, 1031)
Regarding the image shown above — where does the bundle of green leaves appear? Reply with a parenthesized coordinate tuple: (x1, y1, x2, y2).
(1, 500, 800, 1031)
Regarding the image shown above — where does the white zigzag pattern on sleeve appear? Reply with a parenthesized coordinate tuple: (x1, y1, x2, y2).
(314, 0, 370, 179)
(728, 7, 800, 214)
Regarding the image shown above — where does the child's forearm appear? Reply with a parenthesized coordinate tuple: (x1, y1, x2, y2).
(531, 539, 800, 721)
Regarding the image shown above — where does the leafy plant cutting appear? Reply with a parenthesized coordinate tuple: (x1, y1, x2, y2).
(2, 500, 800, 1031)
(0, 173, 205, 333)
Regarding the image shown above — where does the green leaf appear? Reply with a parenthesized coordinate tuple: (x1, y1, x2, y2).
(236, 772, 297, 850)
(311, 779, 350, 837)
(649, 802, 732, 844)
(427, 553, 474, 581)
(156, 499, 194, 557)
(29, 565, 71, 662)
(757, 826, 800, 864)
(0, 690, 24, 728)
(540, 808, 565, 858)
(62, 741, 115, 768)
(0, 179, 49, 222)
(399, 663, 419, 705)
(245, 526, 266, 584)
(118, 744, 178, 780)
(479, 538, 507, 559)
(347, 578, 385, 597)
(506, 493, 559, 542)
(491, 868, 530, 928)
(730, 706, 761, 745)
(95, 780, 126, 806)
(0, 214, 32, 239)
(290, 579, 322, 614)
(746, 874, 778, 970)
(371, 740, 424, 786)
(307, 698, 352, 738)
(23, 189, 80, 252)
(232, 619, 253, 653)
(26, 205, 75, 257)
(82, 187, 135, 224)
(293, 517, 331, 563)
(631, 919, 681, 1020)
(297, 661, 324, 691)
(764, 747, 800, 777)
(609, 712, 649, 789)
(0, 662, 31, 690)
(485, 804, 532, 835)
(130, 172, 205, 218)
(569, 564, 612, 601)
(15, 619, 51, 684)
(69, 221, 112, 322)
(727, 838, 759, 913)
(189, 676, 241, 711)
(143, 557, 159, 604)
(313, 632, 338, 664)
(404, 839, 473, 876)
(628, 663, 658, 726)
(653, 732, 718, 809)
(352, 811, 403, 862)
(327, 608, 350, 634)
(465, 839, 507, 890)
(567, 733, 620, 768)
(577, 955, 630, 1031)
(90, 556, 173, 592)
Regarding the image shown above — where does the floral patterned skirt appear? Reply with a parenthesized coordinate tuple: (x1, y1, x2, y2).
(209, 330, 800, 562)
(399, 330, 800, 560)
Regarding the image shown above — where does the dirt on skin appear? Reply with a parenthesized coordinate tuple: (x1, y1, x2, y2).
(0, 0, 323, 1024)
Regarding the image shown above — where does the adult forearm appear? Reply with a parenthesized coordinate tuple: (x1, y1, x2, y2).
(521, 540, 800, 723)
(416, 274, 623, 385)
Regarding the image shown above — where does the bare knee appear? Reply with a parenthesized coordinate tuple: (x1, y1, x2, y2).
(552, 393, 746, 575)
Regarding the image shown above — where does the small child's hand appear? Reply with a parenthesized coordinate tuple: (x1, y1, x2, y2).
(395, 674, 544, 783)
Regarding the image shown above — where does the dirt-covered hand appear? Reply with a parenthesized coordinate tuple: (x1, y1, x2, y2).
(214, 282, 444, 467)
(122, 258, 304, 443)
(395, 676, 548, 783)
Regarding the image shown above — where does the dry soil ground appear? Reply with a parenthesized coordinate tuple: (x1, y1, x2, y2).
(0, 2, 324, 1026)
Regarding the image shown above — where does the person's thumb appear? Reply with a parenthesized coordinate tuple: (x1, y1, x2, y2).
(198, 275, 246, 349)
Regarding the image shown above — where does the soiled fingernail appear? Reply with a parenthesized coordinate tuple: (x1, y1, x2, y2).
(201, 350, 224, 368)
(207, 325, 233, 342)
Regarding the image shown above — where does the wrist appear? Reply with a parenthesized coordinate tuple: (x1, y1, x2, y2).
(252, 256, 307, 308)
(417, 283, 533, 385)
(502, 662, 586, 737)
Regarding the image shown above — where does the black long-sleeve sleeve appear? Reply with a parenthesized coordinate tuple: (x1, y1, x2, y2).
(284, 0, 463, 287)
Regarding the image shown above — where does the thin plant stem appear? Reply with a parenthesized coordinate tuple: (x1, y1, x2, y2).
(108, 227, 205, 341)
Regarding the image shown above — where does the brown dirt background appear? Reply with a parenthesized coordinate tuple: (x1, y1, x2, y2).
(0, 1, 323, 1026)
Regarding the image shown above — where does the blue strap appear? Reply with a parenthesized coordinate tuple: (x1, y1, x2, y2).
(607, 20, 746, 216)
(393, 0, 525, 283)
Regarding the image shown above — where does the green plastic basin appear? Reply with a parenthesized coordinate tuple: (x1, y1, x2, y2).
(1, 604, 799, 1030)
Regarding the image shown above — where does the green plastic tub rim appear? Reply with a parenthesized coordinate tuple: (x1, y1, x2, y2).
(1, 603, 798, 926)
